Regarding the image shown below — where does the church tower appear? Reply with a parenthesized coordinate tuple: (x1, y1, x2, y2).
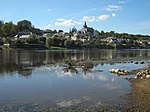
(83, 21, 87, 28)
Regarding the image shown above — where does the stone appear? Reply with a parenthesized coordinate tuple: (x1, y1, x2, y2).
(146, 75, 150, 78)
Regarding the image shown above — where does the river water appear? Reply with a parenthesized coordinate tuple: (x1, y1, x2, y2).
(0, 49, 150, 111)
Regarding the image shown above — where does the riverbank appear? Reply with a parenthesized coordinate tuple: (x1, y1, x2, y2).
(125, 78, 150, 111)
(1, 42, 150, 50)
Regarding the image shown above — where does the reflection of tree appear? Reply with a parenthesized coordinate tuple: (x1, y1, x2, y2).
(0, 50, 150, 75)
(18, 66, 32, 77)
(63, 60, 94, 75)
(0, 63, 18, 74)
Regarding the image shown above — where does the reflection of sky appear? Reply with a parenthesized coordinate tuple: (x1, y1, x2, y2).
(0, 62, 148, 108)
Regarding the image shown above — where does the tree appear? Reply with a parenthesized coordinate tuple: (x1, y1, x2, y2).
(13, 38, 24, 45)
(32, 27, 43, 36)
(1, 22, 13, 37)
(0, 38, 3, 45)
(58, 30, 63, 33)
(64, 40, 70, 48)
(53, 38, 61, 46)
(38, 36, 46, 44)
(46, 37, 53, 48)
(0, 20, 4, 37)
(60, 38, 67, 47)
(53, 30, 57, 34)
(17, 20, 32, 32)
(11, 24, 18, 36)
(74, 40, 82, 48)
(25, 36, 38, 44)
(110, 31, 115, 37)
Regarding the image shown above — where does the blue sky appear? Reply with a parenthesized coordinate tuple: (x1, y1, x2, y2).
(0, 0, 150, 35)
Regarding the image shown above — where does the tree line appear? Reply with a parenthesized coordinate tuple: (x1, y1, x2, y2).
(0, 19, 150, 49)
(0, 20, 43, 38)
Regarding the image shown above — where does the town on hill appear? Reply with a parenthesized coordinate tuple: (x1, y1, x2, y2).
(0, 20, 150, 49)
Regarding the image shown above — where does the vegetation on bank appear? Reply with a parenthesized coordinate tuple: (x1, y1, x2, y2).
(0, 19, 150, 50)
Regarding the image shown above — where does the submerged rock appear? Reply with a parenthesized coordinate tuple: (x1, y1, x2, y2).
(140, 61, 145, 64)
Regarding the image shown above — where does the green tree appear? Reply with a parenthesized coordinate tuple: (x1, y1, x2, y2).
(17, 20, 32, 32)
(11, 24, 18, 36)
(64, 40, 75, 48)
(38, 36, 46, 44)
(32, 27, 43, 36)
(0, 38, 3, 45)
(1, 22, 14, 37)
(46, 37, 53, 48)
(74, 40, 82, 48)
(60, 38, 67, 47)
(0, 20, 4, 37)
(53, 38, 61, 46)
(14, 38, 24, 45)
(64, 40, 70, 48)
(25, 36, 38, 44)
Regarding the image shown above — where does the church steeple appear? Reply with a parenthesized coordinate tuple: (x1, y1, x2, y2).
(83, 21, 87, 28)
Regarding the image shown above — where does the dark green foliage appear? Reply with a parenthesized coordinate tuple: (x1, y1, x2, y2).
(1, 22, 17, 37)
(46, 37, 62, 48)
(0, 38, 3, 45)
(17, 20, 32, 32)
(25, 36, 38, 44)
(64, 40, 75, 48)
(64, 40, 70, 48)
(32, 28, 43, 36)
(14, 38, 25, 45)
(38, 36, 46, 44)
(53, 38, 61, 46)
(46, 37, 53, 48)
(74, 40, 82, 48)
(0, 20, 4, 37)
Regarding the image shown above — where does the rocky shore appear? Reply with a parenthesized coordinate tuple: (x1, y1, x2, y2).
(125, 78, 150, 111)
(108, 62, 150, 111)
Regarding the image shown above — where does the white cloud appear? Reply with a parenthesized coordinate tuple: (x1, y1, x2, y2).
(97, 14, 110, 21)
(81, 16, 95, 22)
(54, 19, 82, 27)
(105, 5, 123, 11)
(112, 13, 117, 17)
(46, 24, 54, 28)
(81, 14, 111, 22)
(57, 18, 65, 21)
(47, 12, 118, 28)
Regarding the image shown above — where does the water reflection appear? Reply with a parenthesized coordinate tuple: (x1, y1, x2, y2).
(0, 49, 150, 77)
(0, 49, 150, 110)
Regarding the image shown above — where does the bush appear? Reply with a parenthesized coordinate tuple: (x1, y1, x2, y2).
(2, 44, 9, 49)
(26, 37, 38, 44)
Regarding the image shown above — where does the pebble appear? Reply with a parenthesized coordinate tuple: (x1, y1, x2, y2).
(146, 75, 150, 78)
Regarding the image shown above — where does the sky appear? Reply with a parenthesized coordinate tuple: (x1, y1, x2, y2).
(0, 0, 150, 35)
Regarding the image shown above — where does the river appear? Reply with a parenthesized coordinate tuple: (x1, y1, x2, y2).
(0, 49, 150, 111)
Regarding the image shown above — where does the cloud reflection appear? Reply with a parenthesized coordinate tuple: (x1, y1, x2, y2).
(56, 96, 90, 107)
(97, 75, 109, 81)
(103, 83, 121, 90)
